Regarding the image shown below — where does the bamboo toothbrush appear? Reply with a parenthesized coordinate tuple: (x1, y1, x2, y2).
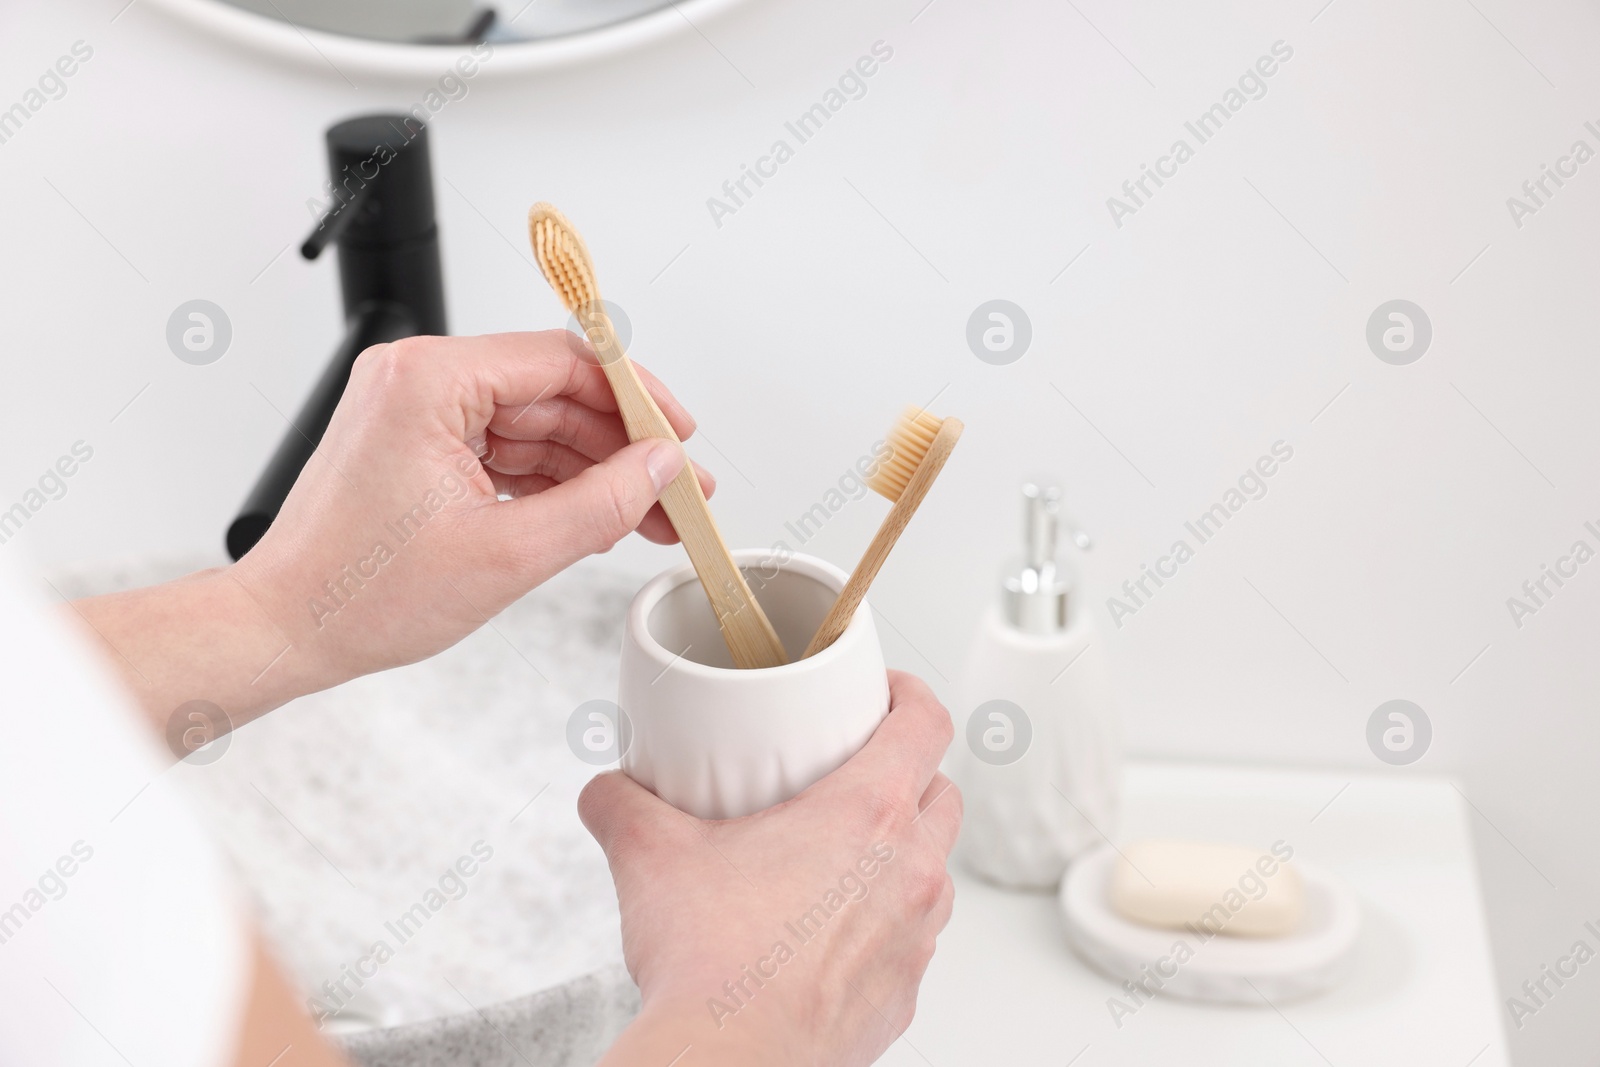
(527, 203, 788, 670)
(803, 406, 963, 658)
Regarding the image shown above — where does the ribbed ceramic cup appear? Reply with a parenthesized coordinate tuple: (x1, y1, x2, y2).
(619, 549, 890, 820)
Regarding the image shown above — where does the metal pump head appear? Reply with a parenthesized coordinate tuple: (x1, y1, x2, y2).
(1003, 483, 1090, 634)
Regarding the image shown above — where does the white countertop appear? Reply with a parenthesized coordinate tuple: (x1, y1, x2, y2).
(51, 559, 1513, 1061)
(882, 762, 1508, 1067)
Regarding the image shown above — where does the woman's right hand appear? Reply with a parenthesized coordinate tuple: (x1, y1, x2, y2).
(581, 670, 961, 1067)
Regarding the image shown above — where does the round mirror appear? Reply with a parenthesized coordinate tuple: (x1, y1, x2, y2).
(213, 0, 686, 45)
(149, 0, 748, 75)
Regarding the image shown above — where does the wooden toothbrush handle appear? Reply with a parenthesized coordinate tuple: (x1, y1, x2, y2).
(656, 465, 791, 668)
(577, 308, 788, 669)
(803, 418, 963, 659)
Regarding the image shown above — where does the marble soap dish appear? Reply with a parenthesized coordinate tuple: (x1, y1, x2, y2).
(1059, 843, 1361, 1005)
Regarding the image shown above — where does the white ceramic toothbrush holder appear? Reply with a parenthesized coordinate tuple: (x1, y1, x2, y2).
(618, 549, 890, 821)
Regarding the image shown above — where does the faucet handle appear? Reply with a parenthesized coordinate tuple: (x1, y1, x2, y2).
(301, 182, 372, 260)
(301, 116, 437, 262)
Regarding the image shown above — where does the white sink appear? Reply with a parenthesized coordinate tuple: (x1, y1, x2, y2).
(55, 554, 649, 1065)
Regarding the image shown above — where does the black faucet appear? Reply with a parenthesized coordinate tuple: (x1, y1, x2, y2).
(226, 114, 447, 561)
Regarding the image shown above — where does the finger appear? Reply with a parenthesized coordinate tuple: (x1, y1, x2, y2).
(488, 448, 712, 528)
(634, 503, 679, 545)
(554, 330, 698, 440)
(490, 438, 687, 577)
(629, 461, 718, 542)
(913, 773, 962, 856)
(491, 331, 696, 435)
(491, 395, 675, 461)
(641, 459, 714, 505)
(631, 463, 716, 543)
(497, 496, 681, 546)
(485, 427, 717, 497)
(831, 671, 954, 808)
(486, 459, 712, 547)
(482, 438, 600, 482)
(578, 769, 684, 858)
(416, 331, 696, 441)
(487, 398, 631, 460)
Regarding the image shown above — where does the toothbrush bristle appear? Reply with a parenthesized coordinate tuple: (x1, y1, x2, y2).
(528, 203, 599, 312)
(867, 406, 943, 502)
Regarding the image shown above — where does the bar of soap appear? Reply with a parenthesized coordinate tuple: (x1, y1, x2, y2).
(1109, 839, 1304, 938)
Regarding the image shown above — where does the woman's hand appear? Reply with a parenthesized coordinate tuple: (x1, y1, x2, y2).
(73, 331, 710, 735)
(581, 672, 961, 1067)
(236, 330, 710, 687)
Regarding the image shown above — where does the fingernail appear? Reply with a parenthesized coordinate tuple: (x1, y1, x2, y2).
(645, 439, 686, 492)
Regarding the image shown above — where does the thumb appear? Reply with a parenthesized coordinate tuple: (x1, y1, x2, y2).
(578, 769, 680, 858)
(509, 437, 685, 573)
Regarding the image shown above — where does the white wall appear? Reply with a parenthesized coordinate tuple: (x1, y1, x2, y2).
(3, 0, 1597, 1059)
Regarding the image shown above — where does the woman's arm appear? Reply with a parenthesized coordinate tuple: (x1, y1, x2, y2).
(231, 936, 356, 1067)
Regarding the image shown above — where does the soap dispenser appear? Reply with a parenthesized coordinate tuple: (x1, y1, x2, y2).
(952, 483, 1120, 890)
